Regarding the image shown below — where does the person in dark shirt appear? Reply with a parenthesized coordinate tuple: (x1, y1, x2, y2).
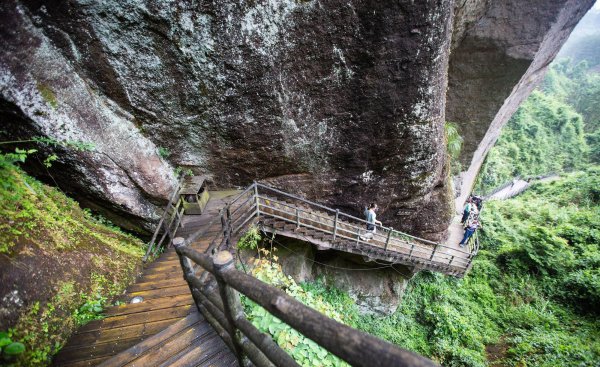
(459, 219, 481, 247)
(461, 198, 472, 224)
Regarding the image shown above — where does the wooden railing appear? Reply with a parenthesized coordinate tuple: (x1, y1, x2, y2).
(174, 242, 440, 367)
(143, 178, 185, 262)
(148, 181, 479, 275)
(215, 183, 478, 276)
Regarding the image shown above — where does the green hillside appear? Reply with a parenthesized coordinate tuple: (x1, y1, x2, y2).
(0, 155, 145, 366)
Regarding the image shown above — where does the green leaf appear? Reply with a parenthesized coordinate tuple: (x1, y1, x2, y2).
(0, 337, 12, 348)
(3, 342, 25, 355)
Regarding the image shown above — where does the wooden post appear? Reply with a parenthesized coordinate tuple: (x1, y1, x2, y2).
(226, 207, 232, 249)
(429, 244, 438, 261)
(356, 227, 361, 244)
(332, 210, 339, 241)
(296, 208, 300, 229)
(178, 205, 185, 229)
(384, 228, 393, 251)
(173, 237, 203, 315)
(254, 182, 260, 215)
(214, 251, 246, 367)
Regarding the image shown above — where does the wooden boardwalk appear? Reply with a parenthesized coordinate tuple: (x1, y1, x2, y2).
(53, 192, 239, 367)
(53, 182, 477, 366)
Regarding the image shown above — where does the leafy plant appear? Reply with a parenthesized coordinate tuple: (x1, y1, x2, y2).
(72, 294, 107, 326)
(157, 147, 171, 159)
(0, 331, 26, 362)
(241, 254, 350, 367)
(237, 226, 262, 250)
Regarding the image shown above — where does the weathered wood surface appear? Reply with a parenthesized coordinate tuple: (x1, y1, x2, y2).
(176, 247, 439, 367)
(253, 193, 475, 277)
(52, 192, 239, 366)
(217, 183, 478, 277)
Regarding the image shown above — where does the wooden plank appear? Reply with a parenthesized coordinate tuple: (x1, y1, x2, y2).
(97, 312, 203, 367)
(55, 355, 109, 367)
(125, 321, 215, 367)
(54, 336, 149, 364)
(142, 265, 184, 276)
(63, 317, 185, 349)
(126, 277, 187, 293)
(157, 333, 226, 367)
(75, 304, 193, 334)
(104, 294, 194, 317)
(125, 285, 191, 301)
(136, 271, 187, 282)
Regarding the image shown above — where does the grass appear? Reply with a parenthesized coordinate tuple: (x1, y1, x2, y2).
(0, 155, 145, 366)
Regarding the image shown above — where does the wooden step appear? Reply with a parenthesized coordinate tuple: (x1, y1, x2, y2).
(104, 294, 194, 317)
(119, 285, 191, 302)
(75, 305, 193, 334)
(98, 310, 237, 367)
(126, 277, 187, 293)
(96, 311, 203, 367)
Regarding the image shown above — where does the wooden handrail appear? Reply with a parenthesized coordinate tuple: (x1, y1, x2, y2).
(254, 193, 473, 273)
(175, 245, 439, 367)
(143, 177, 184, 262)
(165, 180, 476, 278)
(255, 183, 467, 253)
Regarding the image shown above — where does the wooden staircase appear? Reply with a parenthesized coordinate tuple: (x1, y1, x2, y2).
(54, 182, 476, 366)
(53, 192, 239, 366)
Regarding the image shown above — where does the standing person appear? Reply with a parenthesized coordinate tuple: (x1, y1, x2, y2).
(361, 203, 382, 241)
(460, 198, 472, 224)
(466, 204, 479, 226)
(459, 219, 481, 247)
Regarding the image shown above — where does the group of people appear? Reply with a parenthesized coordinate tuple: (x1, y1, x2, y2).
(459, 195, 483, 247)
(358, 198, 482, 248)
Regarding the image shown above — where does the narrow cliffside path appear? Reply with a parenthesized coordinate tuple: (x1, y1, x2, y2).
(52, 191, 240, 367)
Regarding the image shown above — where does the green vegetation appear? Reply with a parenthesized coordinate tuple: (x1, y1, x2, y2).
(364, 170, 600, 366)
(0, 155, 145, 365)
(241, 253, 353, 367)
(445, 122, 463, 175)
(237, 225, 262, 250)
(475, 89, 588, 194)
(72, 294, 108, 326)
(0, 332, 26, 364)
(476, 59, 598, 194)
(239, 169, 600, 366)
(157, 146, 171, 159)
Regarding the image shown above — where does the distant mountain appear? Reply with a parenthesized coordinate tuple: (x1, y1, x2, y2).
(557, 8, 600, 68)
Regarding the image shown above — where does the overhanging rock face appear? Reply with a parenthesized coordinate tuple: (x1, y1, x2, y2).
(0, 0, 591, 237)
(447, 0, 594, 209)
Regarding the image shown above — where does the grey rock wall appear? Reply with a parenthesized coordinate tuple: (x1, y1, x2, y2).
(1, 0, 455, 239)
(0, 0, 592, 238)
(0, 3, 177, 233)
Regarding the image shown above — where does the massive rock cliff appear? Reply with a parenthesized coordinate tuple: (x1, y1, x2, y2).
(0, 0, 593, 236)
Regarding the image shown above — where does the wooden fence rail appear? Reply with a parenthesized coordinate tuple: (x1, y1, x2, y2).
(143, 177, 185, 262)
(174, 241, 440, 367)
(174, 181, 479, 277)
